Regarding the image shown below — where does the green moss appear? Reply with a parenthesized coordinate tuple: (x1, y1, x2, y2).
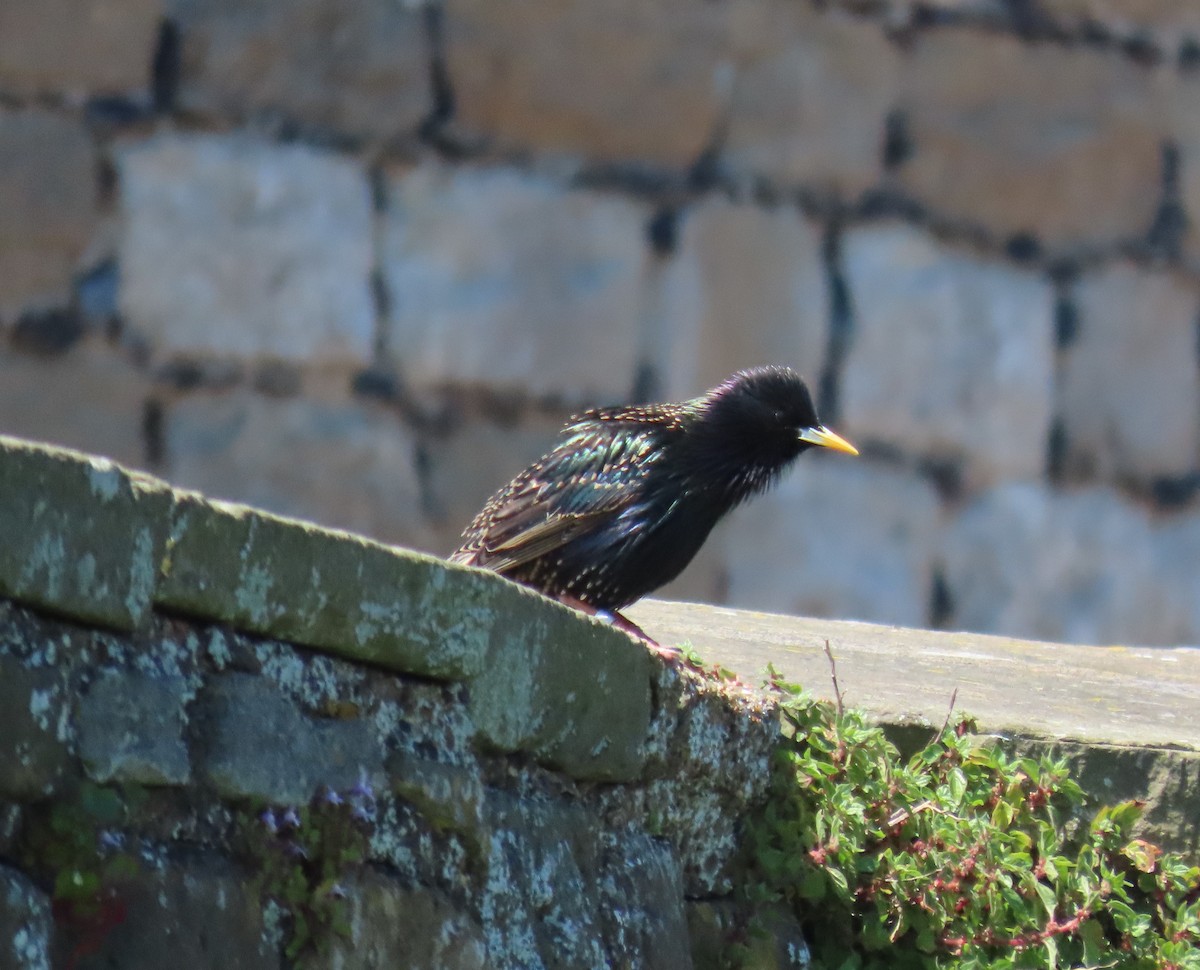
(159, 492, 494, 680)
(19, 782, 146, 962)
(0, 437, 168, 631)
(468, 590, 654, 782)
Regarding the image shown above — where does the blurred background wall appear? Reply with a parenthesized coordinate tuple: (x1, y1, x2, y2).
(1, 0, 1199, 646)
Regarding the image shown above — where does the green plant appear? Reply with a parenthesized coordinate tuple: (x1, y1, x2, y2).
(21, 782, 143, 969)
(240, 781, 376, 966)
(742, 671, 1200, 969)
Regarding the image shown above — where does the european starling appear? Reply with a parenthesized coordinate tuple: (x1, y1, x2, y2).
(451, 366, 858, 645)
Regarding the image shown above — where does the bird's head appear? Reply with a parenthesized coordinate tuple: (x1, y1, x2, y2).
(695, 365, 859, 472)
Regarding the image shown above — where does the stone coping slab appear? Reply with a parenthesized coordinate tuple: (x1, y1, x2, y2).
(628, 599, 1200, 750)
(0, 435, 652, 780)
(0, 435, 169, 631)
(627, 599, 1200, 853)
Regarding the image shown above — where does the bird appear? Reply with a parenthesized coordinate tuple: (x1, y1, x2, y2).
(450, 365, 858, 651)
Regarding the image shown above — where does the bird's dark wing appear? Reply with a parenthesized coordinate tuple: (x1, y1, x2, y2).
(452, 414, 674, 575)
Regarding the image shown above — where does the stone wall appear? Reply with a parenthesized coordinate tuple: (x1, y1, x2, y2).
(0, 434, 780, 969)
(2, 0, 1200, 646)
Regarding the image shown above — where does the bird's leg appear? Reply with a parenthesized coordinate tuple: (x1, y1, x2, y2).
(555, 595, 681, 659)
(605, 609, 683, 660)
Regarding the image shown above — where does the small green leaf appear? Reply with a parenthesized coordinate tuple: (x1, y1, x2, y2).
(800, 867, 827, 902)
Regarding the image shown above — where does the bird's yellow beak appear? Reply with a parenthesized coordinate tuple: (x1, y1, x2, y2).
(798, 425, 859, 456)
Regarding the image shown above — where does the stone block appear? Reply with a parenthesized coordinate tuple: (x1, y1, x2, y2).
(381, 163, 645, 401)
(1038, 0, 1200, 50)
(480, 795, 609, 969)
(1006, 738, 1200, 858)
(0, 340, 151, 470)
(688, 900, 809, 970)
(117, 133, 375, 362)
(1167, 75, 1200, 267)
(724, 455, 940, 628)
(444, 0, 730, 167)
(0, 658, 74, 801)
(896, 30, 1164, 248)
(629, 597, 1200, 754)
(172, 0, 430, 140)
(157, 492, 495, 680)
(1150, 509, 1200, 647)
(722, 0, 900, 196)
(481, 795, 693, 966)
(594, 831, 692, 970)
(368, 796, 480, 902)
(839, 223, 1055, 485)
(388, 752, 484, 838)
(77, 668, 190, 786)
(75, 858, 280, 970)
(0, 436, 170, 631)
(941, 483, 1173, 646)
(1059, 263, 1200, 483)
(0, 0, 163, 97)
(656, 197, 828, 401)
(327, 870, 487, 970)
(163, 387, 434, 550)
(0, 805, 19, 858)
(467, 584, 654, 782)
(199, 672, 382, 804)
(625, 662, 778, 895)
(0, 111, 98, 321)
(0, 865, 52, 970)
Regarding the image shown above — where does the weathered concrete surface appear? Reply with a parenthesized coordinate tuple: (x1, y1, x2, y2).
(630, 599, 1200, 748)
(0, 435, 170, 631)
(628, 599, 1200, 853)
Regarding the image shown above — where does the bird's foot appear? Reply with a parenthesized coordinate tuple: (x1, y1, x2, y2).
(556, 596, 681, 660)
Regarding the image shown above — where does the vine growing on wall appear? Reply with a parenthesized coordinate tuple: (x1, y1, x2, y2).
(20, 782, 145, 969)
(737, 670, 1200, 969)
(238, 780, 377, 967)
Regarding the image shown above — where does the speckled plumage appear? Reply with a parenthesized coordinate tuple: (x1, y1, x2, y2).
(451, 366, 857, 612)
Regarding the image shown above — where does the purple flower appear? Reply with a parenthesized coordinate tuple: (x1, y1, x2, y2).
(98, 830, 125, 850)
(349, 775, 375, 803)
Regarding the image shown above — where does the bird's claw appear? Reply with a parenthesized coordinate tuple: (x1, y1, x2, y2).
(557, 597, 679, 660)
